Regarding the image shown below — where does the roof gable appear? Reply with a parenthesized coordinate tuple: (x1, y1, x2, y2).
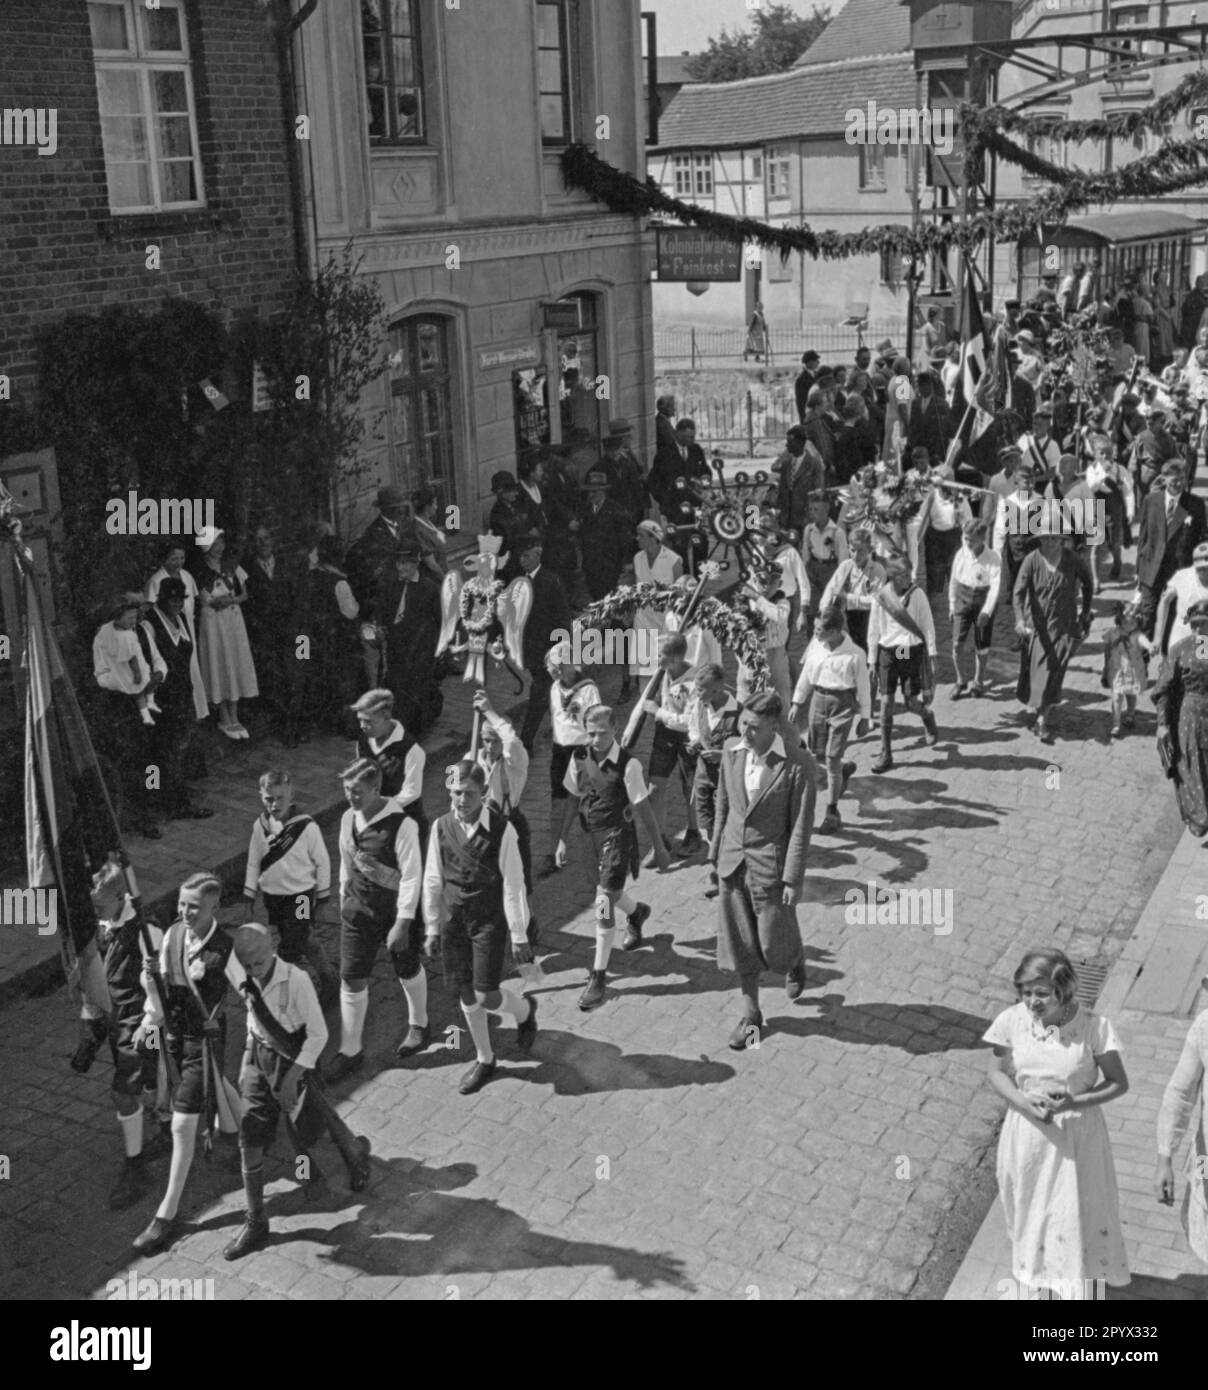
(793, 0, 912, 66)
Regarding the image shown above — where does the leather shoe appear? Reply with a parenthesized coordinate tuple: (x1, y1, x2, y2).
(223, 1217, 270, 1260)
(871, 752, 894, 774)
(818, 809, 842, 835)
(516, 995, 539, 1053)
(622, 901, 651, 950)
(395, 1024, 431, 1059)
(728, 1014, 763, 1051)
(578, 970, 608, 1011)
(458, 1059, 497, 1095)
(705, 870, 720, 900)
(347, 1136, 372, 1192)
(325, 1051, 364, 1085)
(107, 1158, 149, 1211)
(132, 1215, 181, 1256)
(922, 713, 939, 746)
(785, 957, 808, 1001)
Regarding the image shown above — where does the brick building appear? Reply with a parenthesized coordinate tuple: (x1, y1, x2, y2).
(0, 0, 299, 713)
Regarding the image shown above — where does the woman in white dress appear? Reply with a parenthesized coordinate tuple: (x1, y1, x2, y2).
(144, 542, 208, 722)
(193, 526, 258, 739)
(984, 948, 1130, 1298)
(1155, 996, 1208, 1266)
(629, 520, 682, 696)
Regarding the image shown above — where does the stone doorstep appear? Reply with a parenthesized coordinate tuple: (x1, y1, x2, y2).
(0, 690, 502, 1012)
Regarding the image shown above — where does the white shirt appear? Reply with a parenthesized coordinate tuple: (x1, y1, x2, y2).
(369, 722, 425, 807)
(563, 740, 649, 805)
(867, 585, 938, 657)
(792, 635, 872, 721)
(802, 521, 848, 565)
(470, 711, 529, 806)
(752, 595, 791, 651)
(550, 678, 601, 747)
(338, 799, 422, 919)
(1017, 432, 1061, 475)
(744, 734, 786, 797)
(949, 544, 1003, 618)
(993, 490, 1039, 553)
(244, 813, 332, 900)
(1156, 566, 1208, 654)
(421, 807, 530, 944)
(666, 613, 722, 669)
(93, 621, 166, 696)
(654, 665, 696, 733)
(243, 957, 329, 1071)
(141, 920, 245, 1029)
(688, 693, 740, 748)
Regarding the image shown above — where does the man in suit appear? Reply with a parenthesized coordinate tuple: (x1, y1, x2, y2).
(709, 689, 816, 1050)
(1136, 458, 1208, 637)
(795, 350, 820, 423)
(372, 539, 443, 736)
(598, 419, 649, 529)
(577, 470, 632, 600)
(655, 395, 678, 454)
(905, 371, 952, 466)
(775, 426, 825, 537)
(347, 485, 411, 690)
(648, 416, 711, 514)
(516, 532, 573, 753)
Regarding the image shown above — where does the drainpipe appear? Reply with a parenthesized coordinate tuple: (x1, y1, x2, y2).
(273, 0, 321, 276)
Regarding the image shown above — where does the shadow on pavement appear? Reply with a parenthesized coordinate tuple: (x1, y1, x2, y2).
(767, 994, 987, 1054)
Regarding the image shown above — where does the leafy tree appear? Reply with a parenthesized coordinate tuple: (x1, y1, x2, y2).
(685, 3, 831, 83)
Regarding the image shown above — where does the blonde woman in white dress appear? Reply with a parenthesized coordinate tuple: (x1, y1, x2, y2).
(1155, 994, 1208, 1266)
(984, 948, 1130, 1299)
(193, 526, 259, 739)
(628, 520, 682, 698)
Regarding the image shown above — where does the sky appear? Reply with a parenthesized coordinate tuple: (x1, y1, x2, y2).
(646, 0, 847, 57)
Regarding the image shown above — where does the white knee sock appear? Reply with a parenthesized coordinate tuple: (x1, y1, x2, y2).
(340, 986, 368, 1055)
(118, 1108, 143, 1159)
(615, 890, 637, 916)
(156, 1113, 199, 1221)
(399, 971, 428, 1028)
(593, 926, 616, 973)
(488, 982, 530, 1025)
(461, 1002, 493, 1064)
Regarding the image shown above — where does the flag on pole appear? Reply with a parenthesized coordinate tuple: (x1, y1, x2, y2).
(951, 262, 990, 424)
(13, 513, 120, 1010)
(973, 323, 1015, 441)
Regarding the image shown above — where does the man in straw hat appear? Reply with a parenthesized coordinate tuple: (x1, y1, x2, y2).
(347, 484, 413, 689)
(422, 760, 537, 1094)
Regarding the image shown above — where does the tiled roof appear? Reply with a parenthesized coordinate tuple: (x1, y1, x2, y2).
(793, 0, 912, 66)
(651, 54, 917, 151)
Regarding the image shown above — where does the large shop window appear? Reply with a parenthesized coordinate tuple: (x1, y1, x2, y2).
(537, 0, 578, 145)
(88, 0, 204, 213)
(387, 316, 458, 509)
(556, 293, 603, 446)
(362, 0, 427, 142)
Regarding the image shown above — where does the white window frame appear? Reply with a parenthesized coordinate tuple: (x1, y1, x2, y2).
(1107, 4, 1149, 72)
(859, 143, 886, 191)
(673, 153, 692, 195)
(766, 146, 791, 198)
(90, 0, 205, 215)
(692, 153, 713, 197)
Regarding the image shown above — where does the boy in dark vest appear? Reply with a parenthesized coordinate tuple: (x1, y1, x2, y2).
(422, 761, 537, 1095)
(351, 687, 428, 837)
(223, 924, 371, 1260)
(242, 769, 338, 1010)
(132, 873, 242, 1255)
(560, 705, 669, 1011)
(685, 663, 743, 899)
(71, 858, 165, 1211)
(327, 758, 425, 1082)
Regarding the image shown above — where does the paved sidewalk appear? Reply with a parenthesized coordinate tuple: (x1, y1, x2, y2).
(946, 828, 1208, 1301)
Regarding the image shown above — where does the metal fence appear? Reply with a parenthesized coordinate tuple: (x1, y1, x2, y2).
(654, 321, 909, 370)
(669, 382, 799, 456)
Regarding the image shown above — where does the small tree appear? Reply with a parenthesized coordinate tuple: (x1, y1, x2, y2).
(686, 4, 831, 84)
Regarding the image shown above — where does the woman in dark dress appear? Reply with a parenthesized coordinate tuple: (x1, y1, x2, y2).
(142, 578, 214, 820)
(1013, 517, 1094, 744)
(1153, 600, 1208, 838)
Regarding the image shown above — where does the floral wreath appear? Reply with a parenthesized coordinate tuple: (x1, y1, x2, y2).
(459, 578, 504, 635)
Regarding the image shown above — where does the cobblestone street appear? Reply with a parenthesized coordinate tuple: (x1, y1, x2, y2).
(0, 595, 1193, 1300)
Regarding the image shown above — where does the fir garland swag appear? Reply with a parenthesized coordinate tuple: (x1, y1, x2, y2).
(581, 584, 770, 684)
(562, 59, 1208, 262)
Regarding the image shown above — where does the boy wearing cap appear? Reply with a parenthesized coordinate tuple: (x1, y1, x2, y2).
(578, 470, 632, 599)
(560, 705, 667, 1010)
(422, 761, 537, 1094)
(224, 923, 371, 1259)
(1017, 407, 1061, 486)
(352, 687, 428, 834)
(328, 758, 426, 1082)
(948, 519, 1001, 697)
(242, 769, 339, 1010)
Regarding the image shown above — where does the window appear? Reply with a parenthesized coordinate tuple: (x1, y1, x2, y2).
(859, 144, 886, 191)
(750, 156, 762, 181)
(387, 316, 458, 509)
(767, 147, 791, 198)
(1025, 129, 1068, 176)
(1103, 111, 1145, 172)
(537, 0, 576, 145)
(556, 293, 603, 445)
(361, 0, 426, 143)
(880, 247, 903, 287)
(673, 154, 693, 195)
(88, 0, 203, 213)
(692, 153, 713, 197)
(1107, 5, 1148, 72)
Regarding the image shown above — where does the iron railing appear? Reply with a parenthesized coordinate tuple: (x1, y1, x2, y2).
(654, 321, 909, 369)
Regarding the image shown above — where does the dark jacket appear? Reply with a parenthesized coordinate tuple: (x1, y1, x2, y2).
(522, 565, 572, 675)
(578, 496, 632, 600)
(649, 439, 710, 511)
(775, 444, 825, 536)
(905, 395, 952, 464)
(1136, 489, 1208, 588)
(346, 515, 403, 613)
